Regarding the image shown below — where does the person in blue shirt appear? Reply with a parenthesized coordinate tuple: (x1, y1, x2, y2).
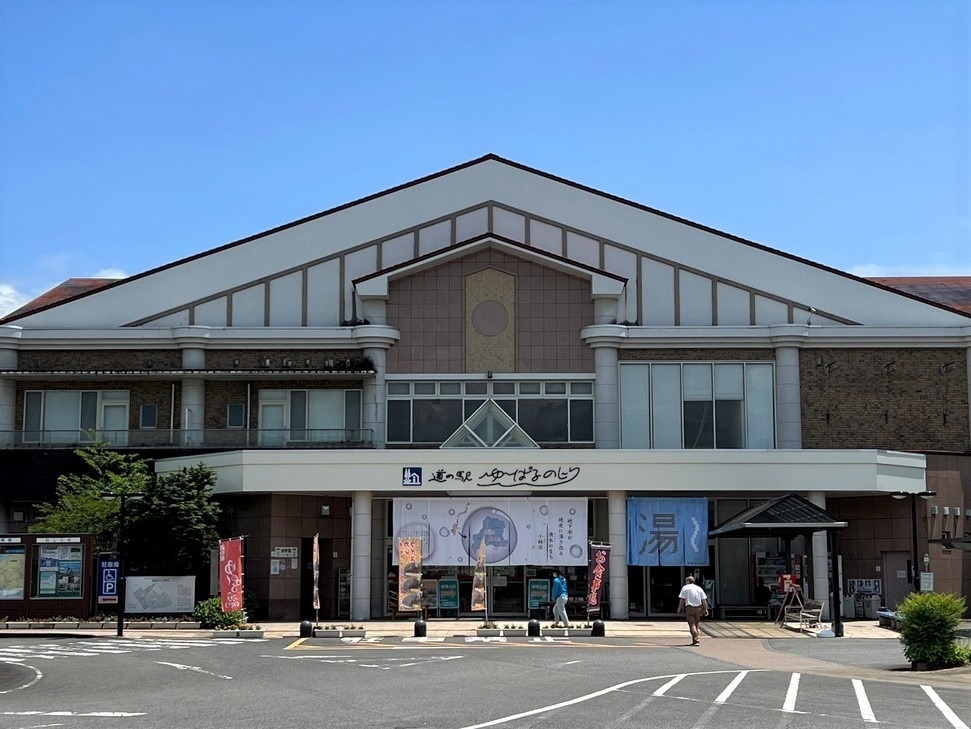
(551, 569, 571, 628)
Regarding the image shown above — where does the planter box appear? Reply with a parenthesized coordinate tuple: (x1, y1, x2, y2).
(541, 628, 568, 637)
(153, 622, 179, 629)
(6, 622, 29, 629)
(54, 622, 80, 629)
(79, 622, 105, 629)
(313, 628, 366, 639)
(501, 629, 528, 637)
(31, 622, 55, 629)
(236, 630, 264, 638)
(177, 622, 202, 629)
(475, 629, 503, 638)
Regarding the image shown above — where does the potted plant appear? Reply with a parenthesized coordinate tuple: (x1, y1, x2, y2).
(501, 624, 528, 637)
(313, 624, 366, 638)
(53, 616, 81, 629)
(236, 624, 264, 638)
(475, 621, 502, 637)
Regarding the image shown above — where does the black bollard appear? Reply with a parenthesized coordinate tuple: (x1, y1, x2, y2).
(527, 619, 541, 637)
(300, 620, 313, 638)
(591, 619, 605, 637)
(414, 619, 427, 638)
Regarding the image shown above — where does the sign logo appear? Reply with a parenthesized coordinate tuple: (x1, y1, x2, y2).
(402, 467, 422, 486)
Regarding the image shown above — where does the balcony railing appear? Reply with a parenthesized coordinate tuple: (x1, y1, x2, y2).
(0, 429, 375, 449)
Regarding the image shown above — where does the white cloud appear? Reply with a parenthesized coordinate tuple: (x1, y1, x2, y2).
(90, 267, 129, 279)
(0, 283, 31, 317)
(849, 263, 971, 278)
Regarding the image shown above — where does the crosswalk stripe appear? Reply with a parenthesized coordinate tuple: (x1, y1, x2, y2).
(852, 679, 877, 723)
(782, 672, 800, 713)
(652, 674, 687, 696)
(922, 686, 969, 729)
(714, 670, 749, 704)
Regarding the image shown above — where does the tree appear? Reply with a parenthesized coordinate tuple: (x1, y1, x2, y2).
(126, 463, 221, 575)
(30, 444, 221, 576)
(30, 443, 152, 552)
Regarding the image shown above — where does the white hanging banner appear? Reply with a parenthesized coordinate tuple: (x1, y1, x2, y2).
(392, 497, 587, 566)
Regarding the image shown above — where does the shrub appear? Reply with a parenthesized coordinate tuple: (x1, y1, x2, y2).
(897, 592, 969, 669)
(192, 597, 245, 629)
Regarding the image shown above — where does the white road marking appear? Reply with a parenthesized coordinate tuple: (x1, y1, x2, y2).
(851, 679, 877, 723)
(156, 661, 233, 679)
(1, 711, 146, 717)
(0, 664, 43, 694)
(922, 685, 969, 729)
(556, 660, 582, 667)
(652, 674, 688, 697)
(782, 672, 801, 713)
(714, 670, 750, 704)
(458, 670, 765, 729)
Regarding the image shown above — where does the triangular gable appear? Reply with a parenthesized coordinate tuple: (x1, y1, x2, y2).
(441, 400, 539, 449)
(708, 493, 848, 537)
(5, 155, 967, 329)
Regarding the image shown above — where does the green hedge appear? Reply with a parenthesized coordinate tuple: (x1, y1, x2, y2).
(897, 592, 970, 670)
(192, 597, 245, 629)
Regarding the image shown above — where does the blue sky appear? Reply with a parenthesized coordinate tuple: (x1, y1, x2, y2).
(1, 2, 968, 316)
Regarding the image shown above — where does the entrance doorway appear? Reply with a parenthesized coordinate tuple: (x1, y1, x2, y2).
(883, 551, 911, 611)
(649, 566, 684, 615)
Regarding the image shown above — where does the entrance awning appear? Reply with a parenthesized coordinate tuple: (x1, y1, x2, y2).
(708, 493, 847, 538)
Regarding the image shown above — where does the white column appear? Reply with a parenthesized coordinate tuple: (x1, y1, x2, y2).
(180, 346, 206, 446)
(608, 490, 628, 619)
(775, 345, 802, 449)
(807, 491, 831, 618)
(362, 347, 386, 449)
(0, 346, 16, 446)
(594, 345, 619, 449)
(351, 490, 373, 621)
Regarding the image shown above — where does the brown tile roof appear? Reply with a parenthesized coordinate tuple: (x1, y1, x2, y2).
(2, 278, 120, 321)
(869, 277, 971, 313)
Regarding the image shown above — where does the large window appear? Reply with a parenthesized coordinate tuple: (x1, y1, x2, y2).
(619, 362, 774, 449)
(257, 389, 362, 445)
(23, 390, 129, 445)
(386, 380, 594, 444)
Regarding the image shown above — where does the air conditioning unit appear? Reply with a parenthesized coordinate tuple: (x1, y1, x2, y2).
(931, 505, 939, 515)
(943, 507, 950, 516)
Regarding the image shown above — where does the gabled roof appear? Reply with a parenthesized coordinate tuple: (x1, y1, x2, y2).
(5, 278, 119, 319)
(708, 493, 847, 538)
(870, 277, 971, 314)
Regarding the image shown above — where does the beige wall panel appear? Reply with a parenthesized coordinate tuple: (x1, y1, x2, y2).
(307, 260, 341, 326)
(195, 297, 229, 327)
(754, 295, 790, 325)
(456, 207, 488, 242)
(717, 282, 752, 325)
(642, 259, 675, 326)
(493, 208, 526, 243)
(566, 231, 600, 268)
(232, 285, 265, 326)
(418, 220, 451, 256)
(382, 233, 415, 269)
(269, 272, 303, 326)
(344, 247, 378, 320)
(679, 271, 713, 326)
(466, 268, 516, 373)
(529, 220, 562, 255)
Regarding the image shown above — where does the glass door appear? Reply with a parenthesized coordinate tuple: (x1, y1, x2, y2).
(490, 566, 524, 615)
(648, 566, 684, 615)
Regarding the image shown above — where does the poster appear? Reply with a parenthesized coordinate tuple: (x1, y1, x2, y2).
(392, 497, 587, 566)
(397, 537, 423, 611)
(421, 579, 438, 609)
(0, 546, 26, 599)
(126, 576, 195, 613)
(35, 544, 84, 598)
(438, 578, 459, 610)
(528, 579, 550, 609)
(627, 498, 708, 566)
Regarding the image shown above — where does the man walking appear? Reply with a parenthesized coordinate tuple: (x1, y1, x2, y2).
(676, 576, 709, 645)
(551, 569, 571, 628)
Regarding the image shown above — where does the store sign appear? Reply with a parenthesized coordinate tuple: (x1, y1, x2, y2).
(393, 497, 588, 566)
(438, 578, 459, 610)
(627, 497, 709, 566)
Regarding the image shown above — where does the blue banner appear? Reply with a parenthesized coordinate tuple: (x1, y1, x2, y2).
(627, 498, 709, 566)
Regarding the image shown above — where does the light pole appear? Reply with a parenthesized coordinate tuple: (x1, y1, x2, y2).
(104, 492, 143, 636)
(891, 491, 936, 593)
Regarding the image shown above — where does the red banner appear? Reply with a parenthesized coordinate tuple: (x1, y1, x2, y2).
(312, 533, 320, 611)
(586, 543, 610, 615)
(219, 537, 244, 613)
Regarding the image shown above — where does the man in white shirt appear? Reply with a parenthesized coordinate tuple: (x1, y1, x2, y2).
(676, 576, 709, 646)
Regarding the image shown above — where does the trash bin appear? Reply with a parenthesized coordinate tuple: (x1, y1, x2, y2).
(864, 595, 881, 619)
(842, 595, 856, 619)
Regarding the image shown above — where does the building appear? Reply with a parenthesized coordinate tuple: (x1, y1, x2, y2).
(1, 155, 969, 621)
